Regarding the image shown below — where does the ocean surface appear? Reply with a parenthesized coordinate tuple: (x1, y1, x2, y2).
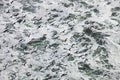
(0, 0, 120, 80)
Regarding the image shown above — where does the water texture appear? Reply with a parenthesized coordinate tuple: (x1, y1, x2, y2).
(0, 0, 120, 80)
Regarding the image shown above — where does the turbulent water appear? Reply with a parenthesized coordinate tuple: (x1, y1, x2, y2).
(0, 0, 120, 80)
